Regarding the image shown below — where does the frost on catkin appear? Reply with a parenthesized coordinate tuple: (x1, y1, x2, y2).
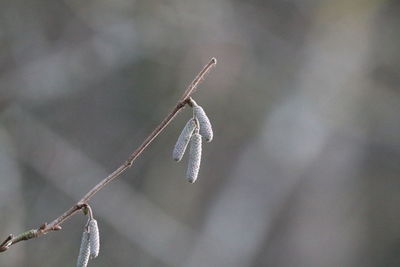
(88, 219, 100, 259)
(186, 132, 202, 183)
(173, 119, 196, 162)
(193, 105, 213, 142)
(77, 230, 90, 267)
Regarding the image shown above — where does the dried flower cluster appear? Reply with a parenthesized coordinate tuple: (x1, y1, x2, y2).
(173, 119, 197, 162)
(88, 219, 100, 259)
(76, 207, 100, 267)
(76, 230, 90, 267)
(187, 129, 202, 183)
(173, 99, 213, 183)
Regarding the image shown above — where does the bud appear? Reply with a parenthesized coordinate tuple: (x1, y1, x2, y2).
(76, 230, 90, 267)
(193, 105, 213, 142)
(173, 119, 196, 162)
(88, 219, 100, 259)
(186, 132, 202, 183)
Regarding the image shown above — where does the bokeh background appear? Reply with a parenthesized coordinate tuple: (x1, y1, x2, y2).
(1, 0, 400, 266)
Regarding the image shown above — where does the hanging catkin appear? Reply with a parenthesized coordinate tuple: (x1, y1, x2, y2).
(186, 131, 202, 183)
(88, 219, 100, 259)
(193, 105, 213, 142)
(173, 119, 196, 162)
(76, 230, 90, 267)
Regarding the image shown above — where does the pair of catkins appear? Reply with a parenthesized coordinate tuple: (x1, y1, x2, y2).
(173, 99, 213, 183)
(76, 212, 100, 267)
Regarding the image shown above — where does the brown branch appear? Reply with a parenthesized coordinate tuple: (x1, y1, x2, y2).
(0, 57, 217, 252)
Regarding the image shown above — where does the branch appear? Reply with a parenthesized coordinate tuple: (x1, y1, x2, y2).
(0, 57, 217, 252)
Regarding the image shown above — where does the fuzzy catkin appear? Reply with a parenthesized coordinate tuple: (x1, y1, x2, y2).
(173, 119, 196, 162)
(186, 132, 202, 183)
(76, 230, 90, 267)
(88, 219, 100, 259)
(193, 105, 213, 142)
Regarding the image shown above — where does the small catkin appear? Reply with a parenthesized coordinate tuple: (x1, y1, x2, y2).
(88, 219, 100, 259)
(193, 105, 213, 142)
(76, 230, 90, 267)
(186, 132, 202, 183)
(173, 119, 196, 162)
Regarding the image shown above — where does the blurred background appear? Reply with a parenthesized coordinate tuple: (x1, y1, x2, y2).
(1, 0, 400, 266)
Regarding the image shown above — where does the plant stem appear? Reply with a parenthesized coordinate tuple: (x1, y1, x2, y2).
(0, 57, 217, 252)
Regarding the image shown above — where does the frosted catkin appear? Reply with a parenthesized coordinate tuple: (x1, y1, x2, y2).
(186, 133, 202, 183)
(88, 219, 100, 259)
(173, 119, 196, 162)
(76, 230, 90, 267)
(193, 105, 213, 142)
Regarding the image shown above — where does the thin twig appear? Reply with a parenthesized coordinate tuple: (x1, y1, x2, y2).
(0, 57, 217, 252)
(181, 57, 216, 101)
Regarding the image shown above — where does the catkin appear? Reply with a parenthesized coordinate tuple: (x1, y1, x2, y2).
(186, 132, 202, 183)
(193, 105, 213, 142)
(173, 119, 196, 162)
(88, 219, 100, 259)
(76, 230, 90, 267)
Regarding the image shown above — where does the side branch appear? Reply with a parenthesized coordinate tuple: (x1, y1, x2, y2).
(0, 57, 217, 253)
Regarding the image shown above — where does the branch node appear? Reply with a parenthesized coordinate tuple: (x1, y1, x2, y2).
(125, 160, 133, 167)
(52, 225, 62, 231)
(187, 97, 196, 107)
(76, 203, 86, 209)
(39, 223, 47, 230)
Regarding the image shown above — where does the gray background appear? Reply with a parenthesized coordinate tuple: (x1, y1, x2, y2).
(0, 0, 400, 266)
